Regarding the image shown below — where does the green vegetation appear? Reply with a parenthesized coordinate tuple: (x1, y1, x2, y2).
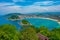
(0, 24, 19, 40)
(19, 27, 38, 40)
(8, 14, 19, 19)
(0, 23, 60, 40)
(0, 24, 38, 40)
(22, 20, 29, 24)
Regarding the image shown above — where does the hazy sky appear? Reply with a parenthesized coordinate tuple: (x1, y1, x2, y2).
(0, 0, 60, 15)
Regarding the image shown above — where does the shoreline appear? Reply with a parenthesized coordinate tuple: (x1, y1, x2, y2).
(38, 17, 60, 24)
(8, 16, 60, 24)
(24, 17, 60, 24)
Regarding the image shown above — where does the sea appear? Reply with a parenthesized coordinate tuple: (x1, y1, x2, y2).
(0, 16, 60, 30)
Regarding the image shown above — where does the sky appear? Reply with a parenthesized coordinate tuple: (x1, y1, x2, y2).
(0, 0, 60, 15)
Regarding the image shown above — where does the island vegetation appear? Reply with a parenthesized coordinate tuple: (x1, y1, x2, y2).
(8, 14, 19, 20)
(22, 20, 29, 24)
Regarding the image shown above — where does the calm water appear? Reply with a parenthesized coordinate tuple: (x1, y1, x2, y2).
(24, 18, 60, 30)
(0, 17, 60, 30)
(0, 17, 21, 29)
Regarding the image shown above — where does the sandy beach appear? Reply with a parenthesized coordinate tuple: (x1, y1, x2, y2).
(40, 17, 60, 24)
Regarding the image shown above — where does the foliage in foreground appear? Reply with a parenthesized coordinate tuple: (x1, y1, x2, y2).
(0, 24, 60, 40)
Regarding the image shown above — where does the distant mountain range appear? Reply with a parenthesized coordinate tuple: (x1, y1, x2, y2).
(1, 12, 60, 19)
(1, 12, 60, 16)
(1, 13, 22, 18)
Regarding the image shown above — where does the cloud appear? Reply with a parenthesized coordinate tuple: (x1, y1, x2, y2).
(33, 1, 60, 6)
(13, 0, 26, 2)
(0, 2, 15, 7)
(18, 5, 60, 13)
(0, 1, 60, 15)
(0, 6, 22, 15)
(0, 5, 60, 15)
(34, 1, 54, 6)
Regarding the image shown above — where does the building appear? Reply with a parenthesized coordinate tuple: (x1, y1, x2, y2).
(37, 33, 49, 40)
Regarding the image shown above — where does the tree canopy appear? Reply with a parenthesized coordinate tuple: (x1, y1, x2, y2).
(0, 24, 60, 40)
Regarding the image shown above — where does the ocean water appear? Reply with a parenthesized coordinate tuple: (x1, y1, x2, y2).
(0, 17, 21, 29)
(24, 18, 60, 30)
(0, 17, 60, 30)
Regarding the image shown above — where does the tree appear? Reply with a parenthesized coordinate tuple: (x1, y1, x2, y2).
(19, 27, 38, 40)
(22, 20, 29, 24)
(0, 24, 19, 40)
(38, 26, 51, 37)
(49, 28, 60, 40)
(8, 14, 19, 19)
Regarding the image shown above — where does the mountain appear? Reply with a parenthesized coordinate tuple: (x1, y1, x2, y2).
(1, 13, 22, 18)
(26, 12, 60, 20)
(1, 12, 60, 19)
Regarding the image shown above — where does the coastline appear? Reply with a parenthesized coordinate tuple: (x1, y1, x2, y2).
(8, 16, 60, 24)
(24, 17, 60, 24)
(39, 17, 60, 24)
